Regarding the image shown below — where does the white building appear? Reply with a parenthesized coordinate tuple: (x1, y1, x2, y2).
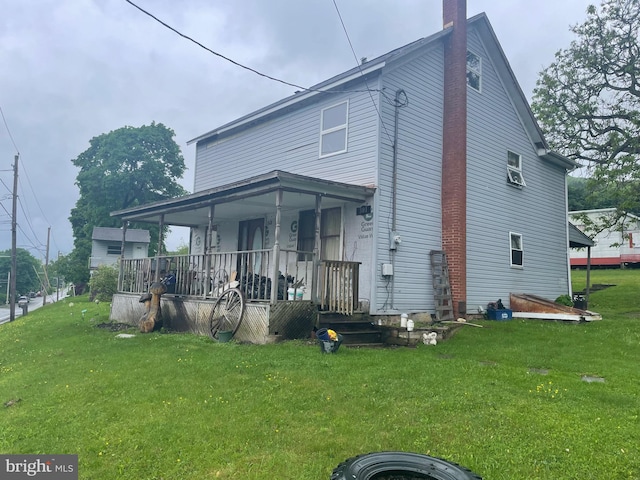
(90, 227, 150, 272)
(569, 209, 640, 267)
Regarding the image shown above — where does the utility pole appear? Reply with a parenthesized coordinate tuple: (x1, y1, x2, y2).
(9, 155, 18, 322)
(56, 250, 61, 302)
(43, 226, 50, 306)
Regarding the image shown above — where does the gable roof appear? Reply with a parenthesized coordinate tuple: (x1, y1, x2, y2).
(186, 13, 575, 171)
(92, 227, 150, 243)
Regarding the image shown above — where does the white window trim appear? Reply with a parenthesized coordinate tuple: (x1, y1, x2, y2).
(507, 151, 526, 187)
(509, 232, 524, 268)
(466, 50, 482, 92)
(319, 100, 349, 158)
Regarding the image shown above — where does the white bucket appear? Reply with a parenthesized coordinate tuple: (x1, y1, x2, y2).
(287, 288, 304, 300)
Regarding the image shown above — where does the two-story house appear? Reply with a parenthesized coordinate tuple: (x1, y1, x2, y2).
(110, 0, 576, 343)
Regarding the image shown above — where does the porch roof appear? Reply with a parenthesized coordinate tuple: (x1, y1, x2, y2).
(568, 222, 594, 248)
(110, 170, 376, 227)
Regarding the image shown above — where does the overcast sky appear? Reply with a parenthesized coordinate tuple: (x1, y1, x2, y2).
(0, 0, 596, 260)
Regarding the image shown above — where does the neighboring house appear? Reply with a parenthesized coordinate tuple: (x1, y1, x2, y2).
(90, 227, 150, 272)
(569, 209, 640, 267)
(111, 0, 576, 336)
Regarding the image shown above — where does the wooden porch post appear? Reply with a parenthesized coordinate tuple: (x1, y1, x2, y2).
(154, 214, 164, 282)
(118, 220, 128, 291)
(271, 189, 283, 304)
(312, 194, 322, 303)
(205, 204, 215, 298)
(585, 245, 591, 306)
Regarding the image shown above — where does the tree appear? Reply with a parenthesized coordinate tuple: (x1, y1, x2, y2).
(69, 122, 188, 283)
(532, 0, 640, 228)
(567, 176, 617, 211)
(0, 248, 42, 302)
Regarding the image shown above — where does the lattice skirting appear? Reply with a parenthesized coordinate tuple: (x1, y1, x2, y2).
(110, 293, 317, 344)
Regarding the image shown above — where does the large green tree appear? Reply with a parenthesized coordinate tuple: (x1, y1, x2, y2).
(69, 122, 188, 284)
(532, 0, 640, 227)
(0, 248, 42, 302)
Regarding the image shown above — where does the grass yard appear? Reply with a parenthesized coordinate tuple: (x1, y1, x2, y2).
(1, 269, 639, 479)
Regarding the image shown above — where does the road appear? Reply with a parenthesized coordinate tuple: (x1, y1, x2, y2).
(0, 290, 67, 325)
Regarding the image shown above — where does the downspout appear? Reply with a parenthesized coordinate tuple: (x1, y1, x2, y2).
(390, 89, 408, 309)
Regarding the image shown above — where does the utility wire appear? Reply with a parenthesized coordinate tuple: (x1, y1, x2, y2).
(0, 177, 11, 194)
(331, 0, 396, 146)
(123, 0, 380, 95)
(19, 164, 54, 229)
(0, 104, 20, 154)
(17, 195, 45, 249)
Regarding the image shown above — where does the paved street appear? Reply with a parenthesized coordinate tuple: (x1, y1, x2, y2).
(0, 290, 67, 325)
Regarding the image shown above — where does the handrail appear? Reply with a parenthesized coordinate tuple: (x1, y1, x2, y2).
(319, 260, 360, 315)
(118, 253, 360, 315)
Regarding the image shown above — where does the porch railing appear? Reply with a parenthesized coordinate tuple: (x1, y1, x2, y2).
(118, 252, 360, 313)
(118, 249, 314, 302)
(319, 260, 360, 315)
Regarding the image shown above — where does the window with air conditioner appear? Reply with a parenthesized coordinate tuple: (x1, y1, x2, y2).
(507, 150, 526, 187)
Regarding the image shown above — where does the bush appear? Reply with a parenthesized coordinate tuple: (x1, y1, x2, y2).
(555, 294, 573, 307)
(88, 265, 118, 302)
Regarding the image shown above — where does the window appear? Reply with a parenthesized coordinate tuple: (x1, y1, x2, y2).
(466, 51, 481, 92)
(510, 233, 523, 267)
(297, 207, 342, 261)
(507, 151, 526, 187)
(297, 210, 316, 260)
(320, 101, 348, 157)
(107, 245, 121, 255)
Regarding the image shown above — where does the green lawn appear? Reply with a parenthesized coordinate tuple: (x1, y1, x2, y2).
(1, 269, 639, 479)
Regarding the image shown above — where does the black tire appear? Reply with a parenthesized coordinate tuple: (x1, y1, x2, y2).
(330, 452, 482, 480)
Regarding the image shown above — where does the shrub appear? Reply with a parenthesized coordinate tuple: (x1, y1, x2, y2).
(88, 265, 118, 302)
(555, 294, 573, 306)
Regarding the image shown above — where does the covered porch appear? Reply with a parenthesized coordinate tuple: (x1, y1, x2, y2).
(109, 171, 375, 341)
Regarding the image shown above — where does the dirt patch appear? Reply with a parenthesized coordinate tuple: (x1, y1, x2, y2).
(96, 322, 133, 332)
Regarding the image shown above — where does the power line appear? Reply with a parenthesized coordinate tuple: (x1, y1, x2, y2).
(0, 104, 20, 154)
(331, 0, 396, 145)
(18, 162, 53, 229)
(123, 0, 380, 95)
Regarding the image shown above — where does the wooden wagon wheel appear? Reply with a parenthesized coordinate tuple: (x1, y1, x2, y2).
(209, 287, 245, 341)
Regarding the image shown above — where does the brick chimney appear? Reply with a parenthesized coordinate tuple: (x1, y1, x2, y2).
(441, 0, 467, 317)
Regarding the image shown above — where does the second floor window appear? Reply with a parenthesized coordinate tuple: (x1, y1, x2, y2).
(507, 150, 526, 187)
(467, 51, 481, 92)
(320, 101, 349, 157)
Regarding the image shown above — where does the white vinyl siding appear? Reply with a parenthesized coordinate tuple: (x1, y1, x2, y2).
(372, 43, 445, 313)
(466, 28, 570, 308)
(194, 87, 378, 192)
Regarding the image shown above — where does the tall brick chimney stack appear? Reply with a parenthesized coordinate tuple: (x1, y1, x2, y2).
(441, 0, 467, 317)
